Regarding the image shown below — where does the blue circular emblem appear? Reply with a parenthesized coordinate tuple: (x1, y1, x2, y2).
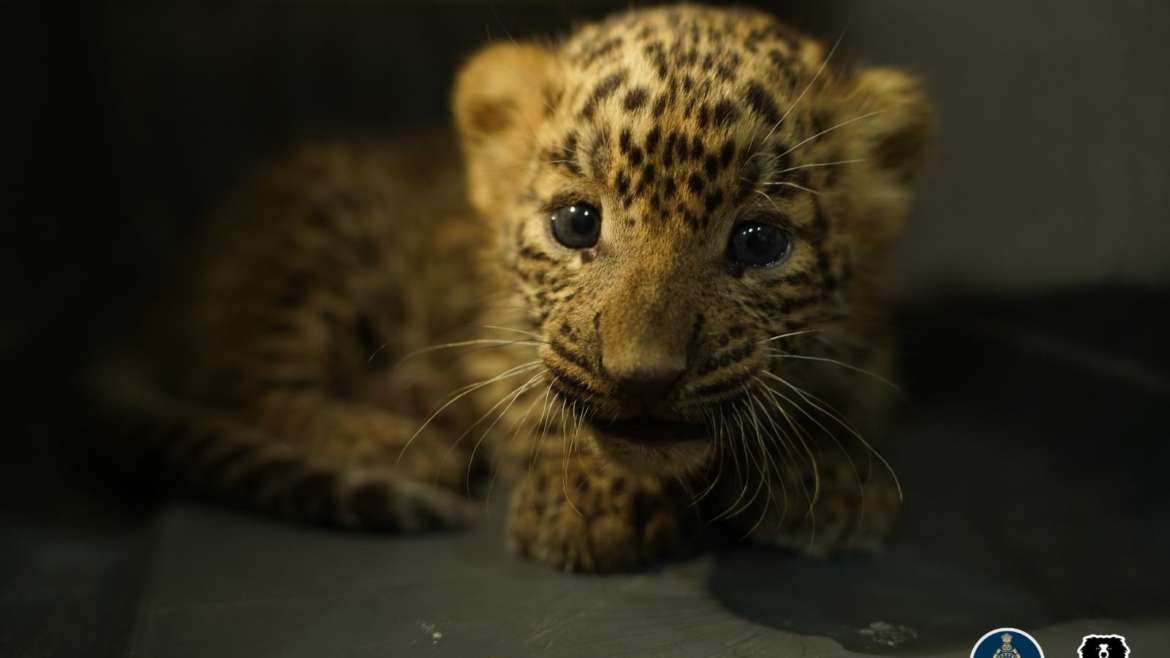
(969, 628, 1045, 658)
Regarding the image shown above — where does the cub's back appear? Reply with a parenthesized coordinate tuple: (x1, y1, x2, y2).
(131, 131, 492, 408)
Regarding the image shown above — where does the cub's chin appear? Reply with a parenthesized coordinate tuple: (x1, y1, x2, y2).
(586, 417, 713, 477)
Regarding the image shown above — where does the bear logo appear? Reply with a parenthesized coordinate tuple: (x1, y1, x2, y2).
(1078, 635, 1130, 658)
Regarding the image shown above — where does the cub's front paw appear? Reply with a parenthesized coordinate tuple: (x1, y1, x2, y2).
(745, 461, 903, 558)
(507, 457, 692, 572)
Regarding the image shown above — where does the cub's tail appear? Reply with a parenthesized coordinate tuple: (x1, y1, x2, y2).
(85, 365, 470, 531)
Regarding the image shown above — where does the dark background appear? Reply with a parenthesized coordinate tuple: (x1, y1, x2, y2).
(2, 1, 1168, 656)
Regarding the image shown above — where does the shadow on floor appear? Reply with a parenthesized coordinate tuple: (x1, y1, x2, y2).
(707, 289, 1170, 654)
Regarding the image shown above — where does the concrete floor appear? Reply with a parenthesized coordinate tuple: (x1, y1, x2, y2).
(3, 289, 1169, 657)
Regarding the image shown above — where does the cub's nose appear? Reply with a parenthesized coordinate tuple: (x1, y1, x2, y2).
(610, 364, 685, 407)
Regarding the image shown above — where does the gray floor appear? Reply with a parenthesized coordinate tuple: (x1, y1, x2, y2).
(4, 289, 1169, 657)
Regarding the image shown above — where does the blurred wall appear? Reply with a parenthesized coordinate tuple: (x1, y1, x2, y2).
(96, 0, 1170, 297)
(844, 1, 1170, 296)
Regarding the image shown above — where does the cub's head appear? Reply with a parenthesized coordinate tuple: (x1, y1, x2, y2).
(454, 5, 932, 476)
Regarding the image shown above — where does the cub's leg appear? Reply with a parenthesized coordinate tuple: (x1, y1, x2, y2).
(711, 446, 902, 557)
(95, 367, 477, 531)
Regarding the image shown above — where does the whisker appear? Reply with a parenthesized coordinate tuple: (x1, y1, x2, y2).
(480, 325, 547, 342)
(689, 410, 725, 507)
(768, 180, 821, 196)
(394, 338, 542, 366)
(711, 406, 748, 522)
(753, 189, 784, 214)
(748, 379, 823, 526)
(752, 378, 830, 549)
(768, 350, 901, 391)
(465, 371, 545, 494)
(740, 392, 782, 538)
(776, 110, 885, 159)
(714, 403, 768, 522)
(485, 376, 549, 507)
(759, 30, 845, 147)
(760, 328, 820, 344)
(761, 158, 866, 182)
(755, 372, 866, 543)
(761, 370, 902, 501)
(397, 360, 541, 465)
(558, 398, 583, 518)
(527, 382, 556, 473)
(367, 342, 390, 363)
(752, 377, 819, 511)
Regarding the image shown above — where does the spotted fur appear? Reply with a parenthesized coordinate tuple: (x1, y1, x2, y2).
(91, 5, 933, 572)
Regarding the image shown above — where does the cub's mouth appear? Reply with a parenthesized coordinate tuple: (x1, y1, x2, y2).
(588, 416, 708, 445)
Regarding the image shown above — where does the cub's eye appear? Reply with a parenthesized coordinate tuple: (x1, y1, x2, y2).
(727, 221, 792, 268)
(549, 203, 601, 249)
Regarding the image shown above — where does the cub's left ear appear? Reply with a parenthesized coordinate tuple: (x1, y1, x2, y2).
(452, 43, 559, 218)
(844, 68, 936, 243)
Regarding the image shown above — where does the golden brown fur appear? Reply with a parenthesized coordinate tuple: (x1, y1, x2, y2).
(91, 5, 933, 571)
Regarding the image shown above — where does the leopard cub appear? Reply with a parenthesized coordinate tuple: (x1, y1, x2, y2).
(93, 4, 933, 572)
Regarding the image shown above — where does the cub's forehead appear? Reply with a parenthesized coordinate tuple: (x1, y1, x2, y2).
(557, 6, 826, 118)
(534, 7, 835, 234)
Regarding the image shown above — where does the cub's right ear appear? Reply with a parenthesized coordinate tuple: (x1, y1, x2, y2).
(453, 43, 559, 217)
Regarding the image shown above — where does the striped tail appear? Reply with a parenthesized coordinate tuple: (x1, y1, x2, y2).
(86, 366, 471, 531)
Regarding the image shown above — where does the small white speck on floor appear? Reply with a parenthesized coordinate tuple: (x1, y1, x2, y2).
(858, 621, 918, 648)
(417, 620, 443, 644)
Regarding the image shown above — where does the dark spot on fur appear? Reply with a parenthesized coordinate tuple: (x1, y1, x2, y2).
(623, 87, 649, 111)
(581, 36, 623, 67)
(674, 132, 689, 162)
(704, 190, 723, 213)
(691, 135, 705, 161)
(687, 173, 704, 196)
(466, 98, 514, 135)
(645, 126, 661, 155)
(619, 128, 632, 154)
(704, 155, 719, 178)
(713, 99, 739, 127)
(811, 198, 830, 239)
(720, 140, 736, 168)
(349, 483, 395, 528)
(556, 131, 582, 175)
(290, 471, 337, 518)
(581, 69, 628, 119)
(652, 93, 668, 116)
(736, 154, 762, 202)
(615, 170, 631, 197)
(644, 42, 669, 79)
(589, 129, 612, 179)
(745, 81, 781, 126)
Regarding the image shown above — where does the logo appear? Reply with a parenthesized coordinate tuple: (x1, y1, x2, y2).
(970, 628, 1045, 658)
(1078, 635, 1130, 658)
